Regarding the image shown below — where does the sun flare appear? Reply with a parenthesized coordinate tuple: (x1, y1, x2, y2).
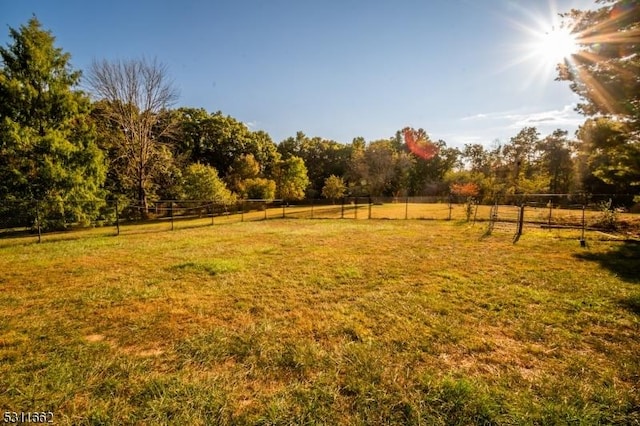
(507, 15, 584, 88)
(532, 26, 579, 65)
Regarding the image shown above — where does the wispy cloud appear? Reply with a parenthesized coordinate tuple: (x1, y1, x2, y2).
(461, 111, 511, 121)
(509, 106, 585, 130)
(443, 103, 585, 147)
(460, 104, 583, 129)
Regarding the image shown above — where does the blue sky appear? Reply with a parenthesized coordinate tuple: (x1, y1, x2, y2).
(1, 0, 597, 147)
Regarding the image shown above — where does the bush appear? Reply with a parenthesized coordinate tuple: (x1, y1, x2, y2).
(241, 178, 276, 201)
(182, 163, 236, 204)
(594, 199, 618, 230)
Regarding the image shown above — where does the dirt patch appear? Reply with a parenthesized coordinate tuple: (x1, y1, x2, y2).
(85, 334, 106, 343)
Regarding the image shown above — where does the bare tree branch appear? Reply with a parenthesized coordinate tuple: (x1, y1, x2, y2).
(87, 57, 179, 212)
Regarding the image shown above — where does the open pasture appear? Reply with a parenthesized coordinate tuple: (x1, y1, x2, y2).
(1, 219, 638, 424)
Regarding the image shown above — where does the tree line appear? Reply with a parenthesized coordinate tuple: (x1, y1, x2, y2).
(1, 1, 638, 229)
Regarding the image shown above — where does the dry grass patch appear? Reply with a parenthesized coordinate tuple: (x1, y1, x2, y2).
(0, 219, 638, 424)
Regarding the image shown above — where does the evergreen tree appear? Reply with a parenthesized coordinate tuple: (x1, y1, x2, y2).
(0, 17, 106, 229)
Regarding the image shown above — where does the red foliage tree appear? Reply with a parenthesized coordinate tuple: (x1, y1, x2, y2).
(450, 182, 480, 198)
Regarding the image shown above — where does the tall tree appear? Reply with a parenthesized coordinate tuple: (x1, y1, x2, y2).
(277, 131, 306, 159)
(174, 108, 280, 179)
(274, 156, 310, 201)
(297, 136, 350, 196)
(462, 143, 491, 175)
(575, 117, 640, 195)
(0, 17, 106, 229)
(408, 140, 460, 195)
(345, 137, 369, 196)
(364, 140, 400, 196)
(559, 0, 640, 134)
(559, 0, 639, 199)
(87, 57, 179, 212)
(226, 153, 261, 193)
(502, 127, 541, 194)
(536, 129, 575, 194)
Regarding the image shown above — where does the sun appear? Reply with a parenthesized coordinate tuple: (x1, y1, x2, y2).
(506, 17, 583, 87)
(498, 5, 587, 89)
(532, 25, 579, 66)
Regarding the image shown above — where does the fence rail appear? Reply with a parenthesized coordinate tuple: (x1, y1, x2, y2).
(1, 194, 638, 244)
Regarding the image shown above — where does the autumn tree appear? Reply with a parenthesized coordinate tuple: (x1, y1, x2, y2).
(322, 175, 347, 202)
(242, 178, 276, 200)
(226, 153, 261, 193)
(87, 57, 179, 212)
(0, 17, 106, 229)
(274, 156, 309, 201)
(182, 163, 235, 204)
(226, 154, 277, 200)
(363, 140, 399, 196)
(345, 137, 369, 196)
(451, 182, 481, 221)
(450, 182, 481, 198)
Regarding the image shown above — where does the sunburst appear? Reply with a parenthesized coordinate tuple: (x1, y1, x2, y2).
(531, 25, 579, 67)
(498, 4, 585, 88)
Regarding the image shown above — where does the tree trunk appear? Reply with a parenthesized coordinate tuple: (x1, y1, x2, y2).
(138, 178, 148, 218)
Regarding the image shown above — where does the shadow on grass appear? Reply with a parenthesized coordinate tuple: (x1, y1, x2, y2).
(574, 240, 640, 316)
(619, 294, 640, 316)
(574, 240, 640, 284)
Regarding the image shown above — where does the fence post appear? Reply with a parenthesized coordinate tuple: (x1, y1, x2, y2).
(513, 204, 525, 243)
(35, 200, 42, 244)
(473, 200, 479, 224)
(580, 204, 586, 247)
(355, 197, 358, 219)
(368, 198, 372, 220)
(241, 201, 244, 222)
(341, 198, 345, 219)
(548, 199, 553, 227)
(405, 196, 409, 220)
(211, 201, 215, 225)
(448, 196, 452, 221)
(170, 201, 174, 231)
(115, 199, 120, 236)
(60, 199, 66, 230)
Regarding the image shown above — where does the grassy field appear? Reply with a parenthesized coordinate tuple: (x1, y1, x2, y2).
(1, 218, 639, 424)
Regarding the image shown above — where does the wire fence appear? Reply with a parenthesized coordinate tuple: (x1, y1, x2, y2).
(1, 194, 638, 244)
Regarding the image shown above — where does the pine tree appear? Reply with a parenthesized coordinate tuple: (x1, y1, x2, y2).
(0, 17, 106, 229)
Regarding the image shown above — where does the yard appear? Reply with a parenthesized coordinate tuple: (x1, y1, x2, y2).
(1, 219, 638, 424)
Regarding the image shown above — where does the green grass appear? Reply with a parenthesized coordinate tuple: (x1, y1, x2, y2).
(1, 219, 639, 424)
